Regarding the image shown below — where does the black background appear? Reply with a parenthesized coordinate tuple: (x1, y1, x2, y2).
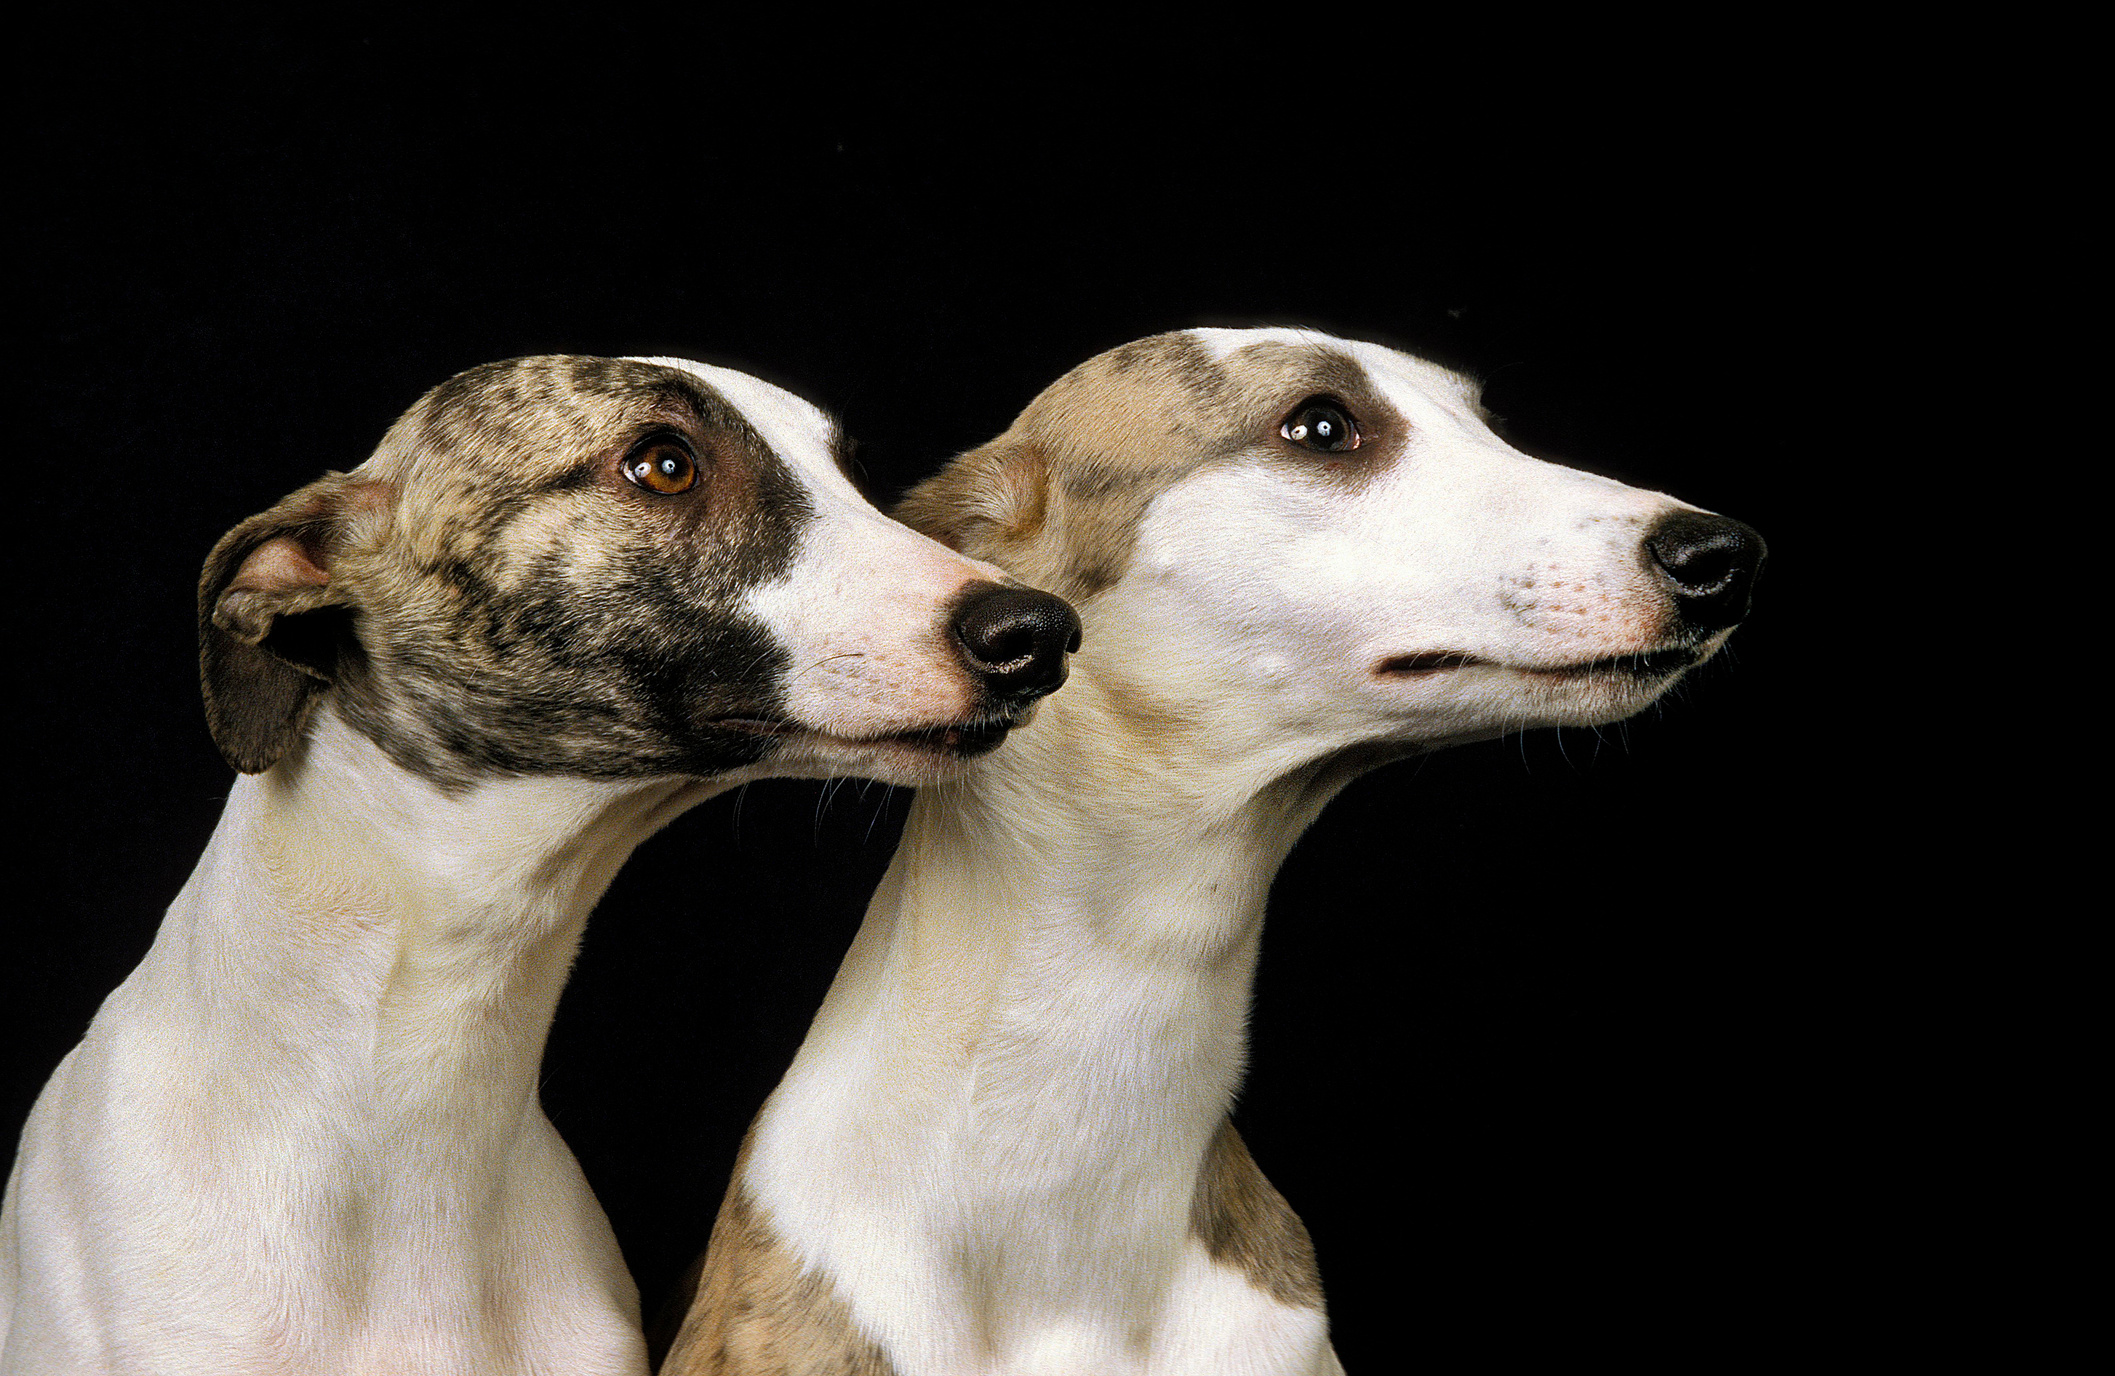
(8, 19, 1850, 1369)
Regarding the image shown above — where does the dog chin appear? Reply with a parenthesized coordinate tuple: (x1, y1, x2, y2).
(739, 717, 1022, 786)
(1369, 644, 1710, 738)
(1513, 668, 1690, 726)
(1482, 650, 1703, 725)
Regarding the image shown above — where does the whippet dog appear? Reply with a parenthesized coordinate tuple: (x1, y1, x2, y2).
(657, 328, 1765, 1375)
(0, 355, 1079, 1376)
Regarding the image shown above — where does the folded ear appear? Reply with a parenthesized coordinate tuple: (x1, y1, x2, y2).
(895, 438, 1048, 565)
(197, 474, 385, 773)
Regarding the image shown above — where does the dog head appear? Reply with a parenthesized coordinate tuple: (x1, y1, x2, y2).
(899, 328, 1761, 766)
(199, 356, 1079, 790)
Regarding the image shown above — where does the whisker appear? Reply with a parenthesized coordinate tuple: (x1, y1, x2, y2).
(790, 652, 868, 685)
(863, 784, 902, 847)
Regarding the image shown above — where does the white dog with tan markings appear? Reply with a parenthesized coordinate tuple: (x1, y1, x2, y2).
(0, 355, 1079, 1376)
(659, 328, 1765, 1375)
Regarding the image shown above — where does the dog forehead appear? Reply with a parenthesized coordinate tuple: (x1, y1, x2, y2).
(1052, 328, 1462, 432)
(628, 356, 838, 478)
(380, 355, 746, 486)
(1335, 340, 1486, 426)
(1189, 325, 1330, 363)
(1194, 328, 1483, 421)
(1021, 330, 1357, 474)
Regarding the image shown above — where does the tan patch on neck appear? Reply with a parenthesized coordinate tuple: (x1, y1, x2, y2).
(656, 1126, 895, 1375)
(1188, 1118, 1326, 1312)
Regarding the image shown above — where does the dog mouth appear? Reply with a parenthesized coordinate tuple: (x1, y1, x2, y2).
(711, 715, 1019, 758)
(870, 718, 1016, 757)
(1376, 647, 1702, 679)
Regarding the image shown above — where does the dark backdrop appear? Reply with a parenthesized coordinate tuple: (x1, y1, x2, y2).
(9, 22, 1839, 1370)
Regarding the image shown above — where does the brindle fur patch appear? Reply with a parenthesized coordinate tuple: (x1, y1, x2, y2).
(198, 356, 818, 788)
(659, 1128, 895, 1376)
(1188, 1118, 1325, 1313)
(896, 331, 1409, 602)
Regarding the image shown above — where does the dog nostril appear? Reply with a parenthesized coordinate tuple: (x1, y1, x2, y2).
(950, 583, 1082, 701)
(980, 621, 1040, 663)
(1660, 541, 1737, 593)
(1643, 512, 1767, 632)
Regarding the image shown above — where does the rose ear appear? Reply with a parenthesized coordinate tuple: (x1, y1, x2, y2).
(895, 438, 1048, 564)
(197, 474, 385, 773)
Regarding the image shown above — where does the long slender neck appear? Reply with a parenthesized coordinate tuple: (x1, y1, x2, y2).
(747, 657, 1354, 1362)
(783, 606, 1364, 1095)
(791, 679, 1291, 1099)
(131, 705, 715, 1185)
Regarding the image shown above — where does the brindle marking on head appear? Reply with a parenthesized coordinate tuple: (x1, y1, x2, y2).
(657, 1126, 897, 1376)
(897, 331, 1410, 602)
(1187, 1117, 1325, 1313)
(199, 355, 820, 790)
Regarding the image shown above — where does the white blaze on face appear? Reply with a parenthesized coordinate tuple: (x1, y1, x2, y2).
(1098, 332, 1704, 751)
(632, 358, 999, 740)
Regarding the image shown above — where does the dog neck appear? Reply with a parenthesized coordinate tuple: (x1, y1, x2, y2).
(144, 706, 707, 1112)
(742, 638, 1347, 1369)
(100, 704, 717, 1359)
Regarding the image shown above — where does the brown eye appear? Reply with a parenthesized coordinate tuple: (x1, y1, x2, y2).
(622, 436, 698, 494)
(1280, 398, 1361, 453)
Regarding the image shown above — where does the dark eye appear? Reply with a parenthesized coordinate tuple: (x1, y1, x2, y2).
(621, 436, 698, 494)
(1280, 398, 1361, 454)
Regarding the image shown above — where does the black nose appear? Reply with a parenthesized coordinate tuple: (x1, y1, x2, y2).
(950, 583, 1081, 703)
(1643, 512, 1767, 632)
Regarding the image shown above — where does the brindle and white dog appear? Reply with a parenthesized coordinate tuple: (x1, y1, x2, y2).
(0, 355, 1077, 1376)
(659, 328, 1765, 1375)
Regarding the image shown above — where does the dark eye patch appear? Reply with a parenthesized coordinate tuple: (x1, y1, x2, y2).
(317, 356, 829, 791)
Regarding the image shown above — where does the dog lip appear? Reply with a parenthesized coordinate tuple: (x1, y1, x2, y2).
(1513, 646, 1703, 678)
(1375, 651, 1487, 674)
(709, 715, 1019, 756)
(711, 717, 801, 737)
(1375, 647, 1702, 679)
(899, 719, 1014, 757)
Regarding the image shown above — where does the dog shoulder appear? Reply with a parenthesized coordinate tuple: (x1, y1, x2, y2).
(660, 1139, 896, 1376)
(1188, 1117, 1326, 1313)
